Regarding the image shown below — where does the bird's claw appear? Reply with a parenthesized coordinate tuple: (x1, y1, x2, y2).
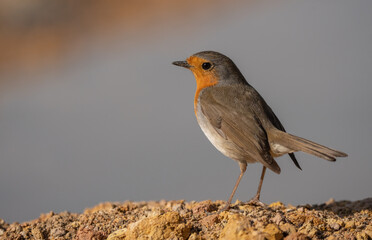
(247, 196, 266, 207)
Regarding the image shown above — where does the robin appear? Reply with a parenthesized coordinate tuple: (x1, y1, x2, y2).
(172, 51, 347, 211)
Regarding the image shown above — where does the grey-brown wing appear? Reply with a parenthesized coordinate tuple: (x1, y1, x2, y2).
(200, 87, 281, 174)
(261, 97, 302, 170)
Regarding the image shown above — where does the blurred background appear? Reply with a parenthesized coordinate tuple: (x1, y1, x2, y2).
(0, 0, 371, 223)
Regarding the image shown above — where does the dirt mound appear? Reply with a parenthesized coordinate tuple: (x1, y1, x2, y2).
(1, 198, 371, 239)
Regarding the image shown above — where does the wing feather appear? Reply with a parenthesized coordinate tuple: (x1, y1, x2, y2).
(262, 100, 302, 170)
(200, 86, 281, 174)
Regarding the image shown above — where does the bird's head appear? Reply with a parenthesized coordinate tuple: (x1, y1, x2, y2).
(172, 51, 247, 89)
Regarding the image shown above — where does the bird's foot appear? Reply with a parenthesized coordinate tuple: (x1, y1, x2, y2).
(217, 203, 230, 214)
(247, 195, 266, 207)
(215, 203, 245, 215)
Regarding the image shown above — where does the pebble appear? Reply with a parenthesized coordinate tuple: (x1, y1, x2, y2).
(345, 220, 356, 229)
(330, 222, 341, 231)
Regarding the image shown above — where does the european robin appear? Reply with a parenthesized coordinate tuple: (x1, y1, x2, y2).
(172, 51, 347, 211)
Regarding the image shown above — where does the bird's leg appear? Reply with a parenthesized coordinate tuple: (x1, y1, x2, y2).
(248, 166, 266, 206)
(219, 162, 247, 212)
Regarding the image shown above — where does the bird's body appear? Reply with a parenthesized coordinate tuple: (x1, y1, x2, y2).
(173, 51, 347, 211)
(196, 85, 278, 168)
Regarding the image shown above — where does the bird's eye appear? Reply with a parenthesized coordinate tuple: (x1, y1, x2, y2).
(202, 62, 212, 70)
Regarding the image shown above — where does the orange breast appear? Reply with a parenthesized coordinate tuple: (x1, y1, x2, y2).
(193, 74, 218, 114)
(186, 56, 219, 115)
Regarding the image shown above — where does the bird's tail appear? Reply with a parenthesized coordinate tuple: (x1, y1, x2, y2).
(268, 128, 347, 161)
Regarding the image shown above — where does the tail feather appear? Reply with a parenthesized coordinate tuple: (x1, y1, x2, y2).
(269, 128, 347, 161)
(289, 152, 302, 170)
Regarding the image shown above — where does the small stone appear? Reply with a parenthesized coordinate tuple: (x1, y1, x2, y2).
(308, 227, 318, 238)
(345, 220, 356, 229)
(356, 232, 369, 240)
(326, 198, 335, 205)
(69, 221, 80, 229)
(263, 223, 283, 240)
(39, 211, 54, 221)
(365, 226, 372, 238)
(298, 207, 305, 213)
(76, 226, 105, 240)
(357, 224, 366, 230)
(20, 230, 28, 238)
(65, 232, 72, 239)
(107, 228, 127, 240)
(31, 227, 44, 239)
(299, 223, 313, 235)
(192, 200, 218, 215)
(123, 212, 191, 240)
(172, 203, 182, 211)
(200, 214, 219, 228)
(269, 201, 285, 209)
(219, 215, 253, 240)
(84, 202, 116, 214)
(285, 232, 311, 240)
(338, 220, 345, 227)
(327, 235, 337, 240)
(50, 227, 65, 237)
(271, 213, 284, 225)
(280, 223, 296, 234)
(287, 214, 306, 227)
(188, 232, 202, 240)
(330, 222, 341, 231)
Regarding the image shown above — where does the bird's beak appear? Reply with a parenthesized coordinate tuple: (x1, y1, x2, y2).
(172, 61, 191, 69)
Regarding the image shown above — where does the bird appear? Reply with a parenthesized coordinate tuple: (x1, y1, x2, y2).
(172, 51, 348, 211)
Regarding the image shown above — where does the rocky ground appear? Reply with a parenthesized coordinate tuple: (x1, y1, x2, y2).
(0, 198, 371, 240)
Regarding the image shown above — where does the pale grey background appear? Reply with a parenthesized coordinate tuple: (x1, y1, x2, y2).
(1, 0, 371, 222)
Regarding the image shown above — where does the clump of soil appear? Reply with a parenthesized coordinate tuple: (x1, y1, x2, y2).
(1, 198, 371, 240)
